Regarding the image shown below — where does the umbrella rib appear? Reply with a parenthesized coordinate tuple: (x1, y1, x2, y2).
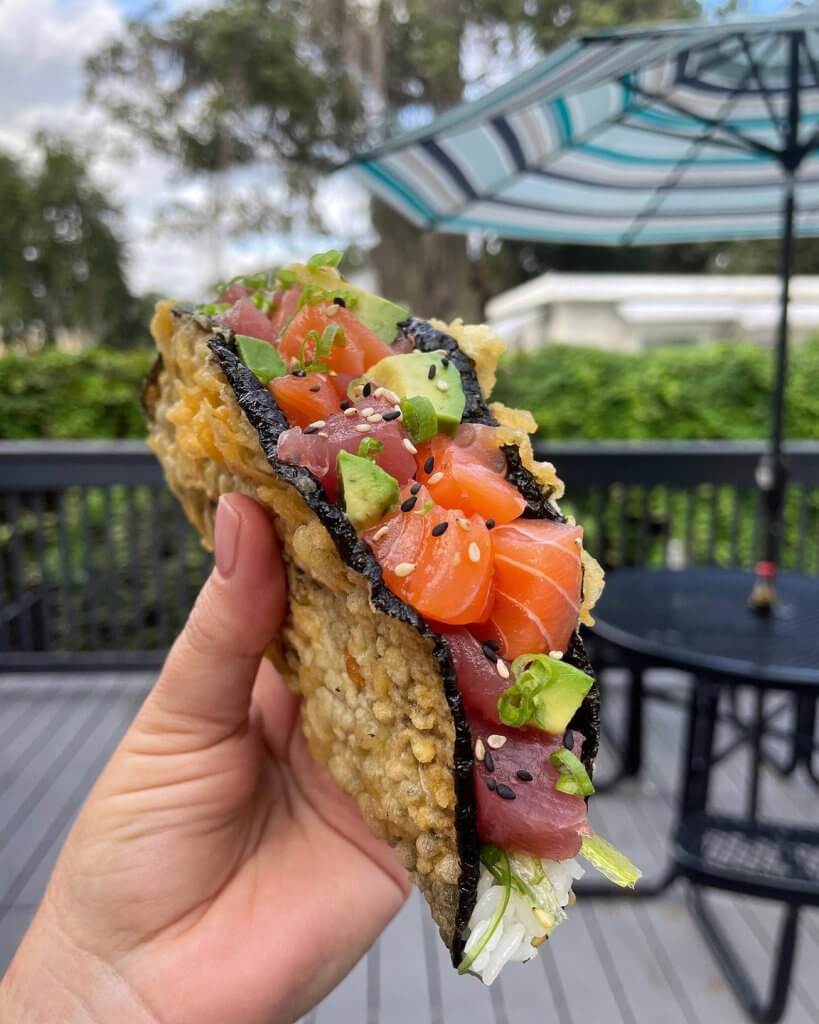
(628, 31, 785, 163)
(796, 32, 819, 161)
(622, 34, 780, 246)
(739, 34, 786, 147)
(630, 82, 780, 160)
(800, 29, 819, 91)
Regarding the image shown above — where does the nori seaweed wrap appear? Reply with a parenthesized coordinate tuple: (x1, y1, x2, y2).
(144, 259, 636, 980)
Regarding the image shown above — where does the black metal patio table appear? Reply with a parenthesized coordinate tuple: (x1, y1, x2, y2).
(590, 567, 819, 1024)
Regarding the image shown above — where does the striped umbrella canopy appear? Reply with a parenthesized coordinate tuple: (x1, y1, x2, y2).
(351, 11, 819, 246)
(352, 10, 819, 607)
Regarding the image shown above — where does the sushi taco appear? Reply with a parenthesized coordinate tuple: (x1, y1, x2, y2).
(144, 250, 640, 983)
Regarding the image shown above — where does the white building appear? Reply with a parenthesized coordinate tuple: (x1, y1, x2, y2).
(486, 273, 819, 353)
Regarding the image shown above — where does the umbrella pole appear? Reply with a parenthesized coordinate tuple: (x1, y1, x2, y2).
(749, 175, 795, 615)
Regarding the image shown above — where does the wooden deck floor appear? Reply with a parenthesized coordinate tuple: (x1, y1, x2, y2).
(1, 669, 818, 1023)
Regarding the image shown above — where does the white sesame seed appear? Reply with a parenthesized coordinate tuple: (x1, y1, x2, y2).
(367, 413, 383, 423)
(355, 423, 371, 433)
(574, 537, 583, 546)
(468, 542, 481, 563)
(474, 738, 486, 761)
(344, 407, 358, 417)
(549, 650, 564, 660)
(496, 659, 510, 680)
(402, 438, 418, 455)
(456, 517, 471, 531)
(318, 431, 329, 438)
(435, 379, 449, 392)
(383, 389, 400, 404)
(394, 562, 416, 577)
(360, 407, 374, 417)
(487, 734, 507, 750)
(427, 471, 444, 485)
(326, 304, 339, 316)
(307, 419, 326, 430)
(373, 525, 390, 541)
(328, 370, 337, 376)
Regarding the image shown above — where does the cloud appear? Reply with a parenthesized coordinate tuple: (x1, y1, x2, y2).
(0, 0, 371, 303)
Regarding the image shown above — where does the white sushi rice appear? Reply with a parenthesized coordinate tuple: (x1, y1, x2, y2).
(462, 855, 584, 984)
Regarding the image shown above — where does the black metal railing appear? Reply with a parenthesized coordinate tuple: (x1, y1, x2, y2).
(2, 440, 818, 671)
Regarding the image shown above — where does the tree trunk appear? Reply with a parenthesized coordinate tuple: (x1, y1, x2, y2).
(371, 202, 481, 320)
(369, 0, 483, 321)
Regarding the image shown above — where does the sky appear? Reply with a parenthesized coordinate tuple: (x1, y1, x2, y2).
(0, 0, 372, 301)
(1, 0, 801, 302)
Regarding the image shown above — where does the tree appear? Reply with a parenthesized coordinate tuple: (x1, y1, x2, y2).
(0, 137, 141, 350)
(86, 0, 706, 317)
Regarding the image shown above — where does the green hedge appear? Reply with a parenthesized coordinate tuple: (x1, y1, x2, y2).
(493, 339, 819, 440)
(1, 339, 818, 440)
(0, 348, 154, 439)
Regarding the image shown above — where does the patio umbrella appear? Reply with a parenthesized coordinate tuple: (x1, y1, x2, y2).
(351, 10, 819, 611)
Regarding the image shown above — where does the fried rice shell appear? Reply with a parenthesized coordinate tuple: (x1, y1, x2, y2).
(145, 300, 601, 964)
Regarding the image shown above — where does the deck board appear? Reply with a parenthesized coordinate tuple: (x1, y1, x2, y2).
(1, 669, 818, 1023)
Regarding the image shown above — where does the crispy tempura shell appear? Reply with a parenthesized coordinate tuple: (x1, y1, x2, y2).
(145, 301, 601, 964)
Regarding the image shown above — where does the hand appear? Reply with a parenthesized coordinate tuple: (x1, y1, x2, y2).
(1, 494, 410, 1024)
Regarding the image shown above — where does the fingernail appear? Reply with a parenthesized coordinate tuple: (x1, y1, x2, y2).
(215, 495, 241, 578)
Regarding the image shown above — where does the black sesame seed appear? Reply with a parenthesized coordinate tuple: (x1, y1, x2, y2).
(410, 482, 422, 495)
(485, 518, 496, 530)
(423, 455, 435, 474)
(339, 399, 351, 410)
(333, 296, 346, 308)
(401, 496, 418, 512)
(496, 783, 516, 800)
(442, 356, 450, 368)
(484, 750, 495, 773)
(309, 384, 321, 392)
(484, 639, 499, 651)
(427, 363, 437, 380)
(516, 769, 534, 782)
(482, 643, 499, 663)
(563, 728, 574, 750)
(291, 369, 307, 377)
(431, 521, 449, 537)
(363, 382, 372, 397)
(382, 409, 401, 421)
(304, 425, 319, 435)
(486, 777, 497, 791)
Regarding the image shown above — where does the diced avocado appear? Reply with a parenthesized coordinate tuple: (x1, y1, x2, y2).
(367, 352, 465, 434)
(337, 450, 399, 531)
(236, 334, 287, 384)
(497, 655, 593, 734)
(537, 661, 594, 734)
(353, 291, 408, 344)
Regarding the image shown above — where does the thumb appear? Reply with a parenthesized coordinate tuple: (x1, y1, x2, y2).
(142, 493, 287, 740)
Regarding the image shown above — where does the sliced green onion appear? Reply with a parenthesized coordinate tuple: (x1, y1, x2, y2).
(276, 268, 298, 288)
(307, 249, 343, 269)
(498, 654, 593, 734)
(400, 395, 438, 444)
(357, 437, 384, 460)
(235, 334, 287, 384)
(250, 291, 275, 313)
(458, 847, 512, 975)
(316, 323, 346, 356)
(551, 749, 595, 797)
(196, 301, 231, 316)
(580, 834, 642, 888)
